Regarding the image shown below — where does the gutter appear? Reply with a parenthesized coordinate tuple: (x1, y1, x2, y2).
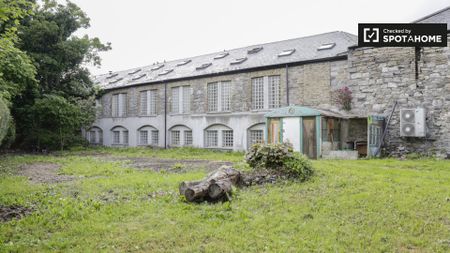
(164, 82, 167, 149)
(101, 55, 348, 92)
(285, 64, 289, 105)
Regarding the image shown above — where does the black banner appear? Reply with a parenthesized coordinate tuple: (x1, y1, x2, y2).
(358, 23, 447, 47)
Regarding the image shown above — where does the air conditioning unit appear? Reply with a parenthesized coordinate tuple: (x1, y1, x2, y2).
(400, 108, 426, 137)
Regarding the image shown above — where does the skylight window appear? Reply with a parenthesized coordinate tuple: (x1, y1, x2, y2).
(158, 69, 173, 76)
(109, 77, 123, 84)
(247, 47, 263, 54)
(132, 74, 146, 80)
(230, 57, 247, 65)
(196, 63, 212, 70)
(128, 69, 141, 75)
(278, 49, 296, 57)
(317, 43, 336, 51)
(151, 64, 164, 71)
(177, 60, 191, 66)
(214, 52, 229, 59)
(106, 73, 118, 79)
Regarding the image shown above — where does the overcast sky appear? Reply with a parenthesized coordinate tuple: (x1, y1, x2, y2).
(67, 0, 449, 76)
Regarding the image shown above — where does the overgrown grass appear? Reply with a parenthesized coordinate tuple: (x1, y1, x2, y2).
(0, 149, 449, 252)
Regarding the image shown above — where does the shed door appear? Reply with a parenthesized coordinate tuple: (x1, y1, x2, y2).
(302, 117, 317, 159)
(268, 119, 280, 144)
(282, 117, 301, 151)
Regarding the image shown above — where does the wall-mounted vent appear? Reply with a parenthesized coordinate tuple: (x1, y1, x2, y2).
(247, 47, 263, 54)
(109, 77, 123, 84)
(106, 73, 118, 79)
(230, 57, 247, 65)
(317, 43, 336, 51)
(177, 60, 191, 66)
(151, 64, 164, 71)
(400, 108, 426, 137)
(132, 74, 146, 80)
(196, 63, 212, 70)
(158, 69, 173, 76)
(278, 49, 296, 57)
(128, 69, 141, 75)
(214, 52, 229, 59)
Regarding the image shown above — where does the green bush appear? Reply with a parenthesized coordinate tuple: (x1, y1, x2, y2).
(245, 143, 314, 180)
(0, 97, 11, 146)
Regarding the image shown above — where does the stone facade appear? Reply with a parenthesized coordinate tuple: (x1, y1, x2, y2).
(346, 36, 450, 157)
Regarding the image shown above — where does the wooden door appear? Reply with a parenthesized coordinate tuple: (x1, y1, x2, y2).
(302, 117, 317, 159)
(268, 119, 280, 144)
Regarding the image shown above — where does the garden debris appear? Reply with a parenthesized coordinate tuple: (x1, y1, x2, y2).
(18, 163, 75, 184)
(0, 205, 33, 222)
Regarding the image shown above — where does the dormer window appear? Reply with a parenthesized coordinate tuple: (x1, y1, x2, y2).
(177, 60, 191, 66)
(151, 64, 164, 71)
(247, 47, 263, 54)
(278, 49, 296, 57)
(158, 69, 173, 76)
(214, 52, 229, 59)
(317, 43, 336, 51)
(109, 77, 123, 84)
(128, 69, 141, 75)
(230, 57, 247, 65)
(196, 63, 212, 70)
(106, 73, 118, 79)
(132, 74, 146, 80)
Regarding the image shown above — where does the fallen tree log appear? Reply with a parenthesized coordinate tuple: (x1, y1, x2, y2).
(179, 166, 241, 202)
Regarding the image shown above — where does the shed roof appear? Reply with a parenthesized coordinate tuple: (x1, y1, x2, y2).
(264, 105, 361, 118)
(94, 31, 357, 90)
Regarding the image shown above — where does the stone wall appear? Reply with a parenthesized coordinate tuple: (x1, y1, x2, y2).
(347, 36, 450, 157)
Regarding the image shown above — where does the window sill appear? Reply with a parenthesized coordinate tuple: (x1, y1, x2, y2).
(169, 113, 191, 116)
(206, 111, 232, 114)
(138, 114, 158, 117)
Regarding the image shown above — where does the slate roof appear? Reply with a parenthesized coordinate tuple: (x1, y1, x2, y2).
(414, 6, 450, 28)
(94, 31, 357, 90)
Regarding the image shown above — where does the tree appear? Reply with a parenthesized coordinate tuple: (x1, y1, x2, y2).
(0, 0, 36, 146)
(12, 0, 110, 150)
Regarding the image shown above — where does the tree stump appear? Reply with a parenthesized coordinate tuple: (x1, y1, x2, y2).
(179, 166, 241, 202)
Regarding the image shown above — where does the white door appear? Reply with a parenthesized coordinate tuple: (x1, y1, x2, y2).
(282, 117, 300, 151)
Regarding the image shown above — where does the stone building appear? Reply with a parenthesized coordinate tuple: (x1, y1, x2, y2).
(89, 7, 450, 158)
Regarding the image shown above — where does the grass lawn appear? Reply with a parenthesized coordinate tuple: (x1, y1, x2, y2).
(0, 147, 449, 252)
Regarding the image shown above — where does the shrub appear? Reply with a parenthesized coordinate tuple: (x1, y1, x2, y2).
(333, 86, 353, 111)
(245, 143, 314, 181)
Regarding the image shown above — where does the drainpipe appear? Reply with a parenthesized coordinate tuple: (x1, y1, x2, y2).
(285, 64, 290, 105)
(164, 82, 167, 149)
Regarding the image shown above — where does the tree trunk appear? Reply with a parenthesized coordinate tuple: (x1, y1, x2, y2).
(179, 166, 241, 202)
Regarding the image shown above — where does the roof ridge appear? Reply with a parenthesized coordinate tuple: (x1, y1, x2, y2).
(412, 5, 450, 23)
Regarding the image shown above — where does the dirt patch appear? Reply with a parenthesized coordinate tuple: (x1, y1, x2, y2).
(0, 205, 33, 222)
(114, 157, 233, 172)
(18, 163, 75, 184)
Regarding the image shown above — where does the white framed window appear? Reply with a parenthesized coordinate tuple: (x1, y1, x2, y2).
(151, 130, 159, 145)
(268, 76, 281, 108)
(113, 131, 120, 144)
(87, 127, 103, 145)
(171, 86, 191, 114)
(112, 93, 127, 117)
(204, 124, 233, 149)
(222, 130, 234, 147)
(207, 82, 218, 112)
(247, 123, 265, 149)
(140, 90, 157, 115)
(139, 130, 148, 145)
(252, 77, 264, 110)
(251, 75, 282, 110)
(171, 130, 180, 145)
(184, 130, 193, 145)
(112, 126, 129, 145)
(208, 81, 231, 112)
(206, 130, 218, 147)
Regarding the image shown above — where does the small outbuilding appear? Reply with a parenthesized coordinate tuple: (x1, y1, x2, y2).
(265, 106, 383, 159)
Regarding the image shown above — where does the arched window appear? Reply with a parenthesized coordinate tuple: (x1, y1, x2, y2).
(204, 124, 233, 149)
(169, 125, 192, 147)
(137, 125, 159, 146)
(247, 123, 265, 148)
(111, 126, 129, 146)
(87, 126, 103, 145)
